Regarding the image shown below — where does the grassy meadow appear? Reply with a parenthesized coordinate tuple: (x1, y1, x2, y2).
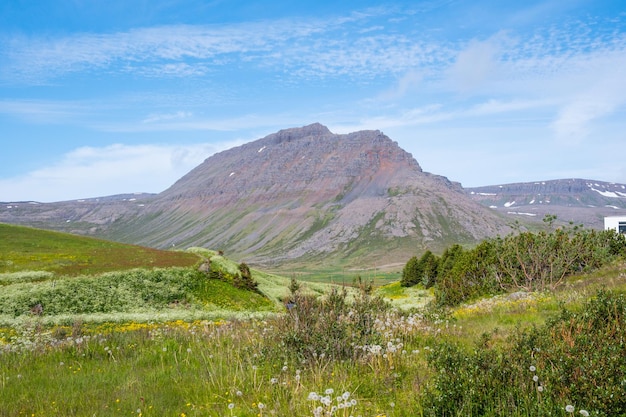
(1, 223, 626, 416)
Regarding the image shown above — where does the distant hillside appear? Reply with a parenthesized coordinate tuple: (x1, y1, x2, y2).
(0, 123, 514, 268)
(0, 222, 199, 276)
(466, 179, 626, 228)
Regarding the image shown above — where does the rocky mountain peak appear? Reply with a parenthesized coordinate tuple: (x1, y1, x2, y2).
(263, 122, 332, 144)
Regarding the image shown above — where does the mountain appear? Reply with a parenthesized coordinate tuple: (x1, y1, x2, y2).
(466, 179, 626, 229)
(0, 123, 512, 268)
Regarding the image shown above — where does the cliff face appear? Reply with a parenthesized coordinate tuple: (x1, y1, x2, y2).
(0, 123, 513, 267)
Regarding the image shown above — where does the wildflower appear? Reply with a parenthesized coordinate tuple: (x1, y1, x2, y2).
(566, 405, 575, 413)
(579, 410, 589, 417)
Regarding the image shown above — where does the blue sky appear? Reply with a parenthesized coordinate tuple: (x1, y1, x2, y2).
(1, 0, 625, 202)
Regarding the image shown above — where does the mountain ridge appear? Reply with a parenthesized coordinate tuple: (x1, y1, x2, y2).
(466, 178, 626, 228)
(4, 124, 623, 268)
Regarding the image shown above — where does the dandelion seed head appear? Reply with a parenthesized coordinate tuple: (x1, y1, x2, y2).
(228, 403, 235, 409)
(579, 410, 589, 417)
(533, 375, 539, 382)
(529, 365, 536, 372)
(537, 386, 544, 392)
(566, 405, 575, 413)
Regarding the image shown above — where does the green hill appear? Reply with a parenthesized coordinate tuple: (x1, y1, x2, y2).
(0, 223, 344, 324)
(0, 222, 200, 276)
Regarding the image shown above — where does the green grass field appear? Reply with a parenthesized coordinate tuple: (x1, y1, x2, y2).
(1, 223, 625, 416)
(0, 223, 199, 276)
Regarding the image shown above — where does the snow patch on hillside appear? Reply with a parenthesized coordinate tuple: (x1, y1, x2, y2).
(591, 187, 626, 198)
(507, 212, 537, 217)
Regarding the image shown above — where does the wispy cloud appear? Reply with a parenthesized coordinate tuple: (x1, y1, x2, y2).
(0, 141, 242, 202)
(0, 99, 87, 123)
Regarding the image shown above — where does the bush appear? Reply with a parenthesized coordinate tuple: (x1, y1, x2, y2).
(405, 226, 626, 307)
(276, 285, 390, 361)
(424, 290, 626, 416)
(0, 268, 202, 316)
(232, 262, 259, 292)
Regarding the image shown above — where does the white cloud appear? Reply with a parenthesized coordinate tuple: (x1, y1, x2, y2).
(379, 70, 423, 100)
(142, 111, 193, 124)
(0, 142, 241, 202)
(550, 51, 626, 143)
(447, 34, 509, 93)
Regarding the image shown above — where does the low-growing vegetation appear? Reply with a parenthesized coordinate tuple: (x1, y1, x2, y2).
(1, 221, 626, 416)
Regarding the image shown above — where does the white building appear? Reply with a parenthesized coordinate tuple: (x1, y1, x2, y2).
(604, 216, 626, 234)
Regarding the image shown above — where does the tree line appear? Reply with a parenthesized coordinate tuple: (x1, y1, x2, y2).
(401, 217, 626, 306)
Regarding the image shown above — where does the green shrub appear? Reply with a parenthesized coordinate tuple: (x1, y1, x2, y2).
(424, 289, 626, 416)
(233, 262, 259, 292)
(276, 285, 390, 361)
(0, 268, 202, 316)
(409, 226, 626, 307)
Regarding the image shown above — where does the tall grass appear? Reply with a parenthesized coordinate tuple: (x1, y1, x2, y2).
(3, 281, 623, 416)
